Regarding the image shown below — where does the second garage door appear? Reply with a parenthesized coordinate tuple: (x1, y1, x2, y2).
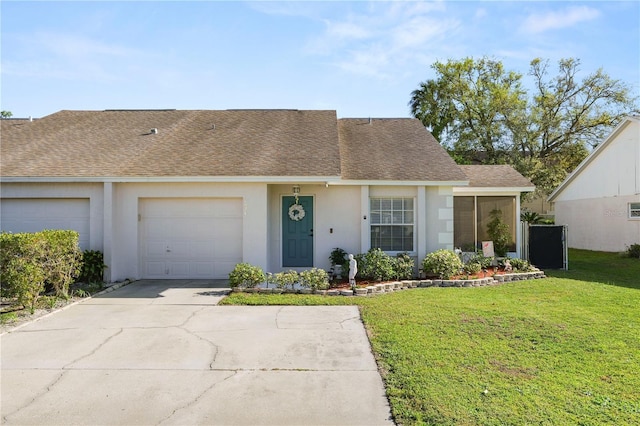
(139, 198, 243, 279)
(0, 198, 90, 249)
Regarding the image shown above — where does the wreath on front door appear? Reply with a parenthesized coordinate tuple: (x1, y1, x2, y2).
(288, 203, 306, 221)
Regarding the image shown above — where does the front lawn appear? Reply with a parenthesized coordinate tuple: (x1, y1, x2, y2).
(222, 249, 640, 425)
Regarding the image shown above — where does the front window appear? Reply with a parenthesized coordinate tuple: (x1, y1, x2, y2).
(370, 198, 414, 252)
(630, 203, 640, 219)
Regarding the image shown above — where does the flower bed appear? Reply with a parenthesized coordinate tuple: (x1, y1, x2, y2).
(231, 270, 546, 296)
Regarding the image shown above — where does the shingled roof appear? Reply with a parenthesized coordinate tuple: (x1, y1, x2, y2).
(459, 165, 534, 188)
(1, 109, 341, 178)
(338, 118, 467, 182)
(2, 110, 472, 183)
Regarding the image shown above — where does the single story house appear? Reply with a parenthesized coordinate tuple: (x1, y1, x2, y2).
(1, 109, 533, 281)
(548, 116, 640, 252)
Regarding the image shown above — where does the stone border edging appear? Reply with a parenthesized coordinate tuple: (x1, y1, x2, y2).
(232, 271, 547, 296)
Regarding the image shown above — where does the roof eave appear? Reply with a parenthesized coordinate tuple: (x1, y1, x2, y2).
(333, 179, 469, 186)
(0, 175, 344, 184)
(453, 186, 535, 195)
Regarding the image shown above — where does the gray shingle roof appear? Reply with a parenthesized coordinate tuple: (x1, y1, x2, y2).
(1, 109, 341, 178)
(459, 165, 533, 188)
(2, 110, 477, 184)
(338, 118, 467, 182)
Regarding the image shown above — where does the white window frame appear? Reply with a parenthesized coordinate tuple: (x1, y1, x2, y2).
(369, 197, 415, 254)
(629, 203, 640, 219)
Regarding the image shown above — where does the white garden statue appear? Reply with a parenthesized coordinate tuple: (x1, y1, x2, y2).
(348, 254, 357, 289)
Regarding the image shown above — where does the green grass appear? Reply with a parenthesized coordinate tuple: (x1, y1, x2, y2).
(222, 249, 640, 425)
(546, 248, 640, 289)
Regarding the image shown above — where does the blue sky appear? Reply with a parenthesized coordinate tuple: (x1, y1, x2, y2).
(2, 1, 639, 119)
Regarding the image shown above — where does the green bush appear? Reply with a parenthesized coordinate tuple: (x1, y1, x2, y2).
(40, 230, 82, 298)
(329, 248, 347, 266)
(626, 244, 640, 259)
(422, 249, 464, 279)
(394, 252, 415, 280)
(273, 270, 299, 289)
(487, 209, 512, 257)
(1, 230, 82, 309)
(359, 248, 395, 282)
(328, 247, 350, 279)
(79, 250, 107, 283)
(299, 268, 329, 290)
(467, 252, 494, 269)
(520, 211, 543, 224)
(0, 232, 47, 313)
(228, 263, 265, 288)
(463, 262, 482, 275)
(504, 257, 532, 272)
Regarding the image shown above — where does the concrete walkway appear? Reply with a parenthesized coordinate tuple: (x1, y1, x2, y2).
(1, 280, 393, 425)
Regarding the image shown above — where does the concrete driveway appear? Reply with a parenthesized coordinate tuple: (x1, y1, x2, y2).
(1, 280, 393, 425)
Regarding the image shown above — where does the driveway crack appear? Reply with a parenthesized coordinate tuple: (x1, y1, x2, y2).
(155, 370, 239, 426)
(2, 370, 67, 423)
(339, 315, 362, 329)
(63, 328, 123, 369)
(274, 306, 285, 329)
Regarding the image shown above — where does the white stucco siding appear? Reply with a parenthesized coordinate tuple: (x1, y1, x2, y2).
(267, 184, 361, 273)
(555, 195, 640, 252)
(555, 121, 640, 202)
(110, 182, 267, 281)
(0, 183, 104, 251)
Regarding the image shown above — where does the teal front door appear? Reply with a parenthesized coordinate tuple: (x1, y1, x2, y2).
(282, 196, 313, 267)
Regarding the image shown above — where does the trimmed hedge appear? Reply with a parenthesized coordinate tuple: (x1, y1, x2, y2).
(422, 249, 464, 279)
(0, 230, 82, 312)
(228, 262, 266, 288)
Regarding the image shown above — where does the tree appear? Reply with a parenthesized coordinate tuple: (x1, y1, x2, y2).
(410, 57, 639, 194)
(410, 57, 526, 165)
(1, 111, 13, 118)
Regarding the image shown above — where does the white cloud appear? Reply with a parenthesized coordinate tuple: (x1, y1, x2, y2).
(335, 46, 391, 79)
(392, 16, 458, 48)
(33, 32, 140, 58)
(303, 1, 458, 80)
(474, 8, 487, 20)
(325, 20, 371, 40)
(4, 32, 148, 82)
(521, 6, 600, 34)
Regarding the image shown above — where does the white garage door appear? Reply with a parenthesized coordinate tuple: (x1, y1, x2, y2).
(139, 198, 243, 279)
(0, 198, 90, 249)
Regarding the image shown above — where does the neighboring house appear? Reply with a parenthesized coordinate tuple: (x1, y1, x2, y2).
(1, 109, 533, 281)
(548, 116, 640, 252)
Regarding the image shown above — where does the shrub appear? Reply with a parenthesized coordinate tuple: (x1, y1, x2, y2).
(505, 257, 532, 272)
(359, 248, 395, 282)
(626, 244, 640, 259)
(394, 252, 415, 280)
(0, 232, 47, 313)
(228, 263, 265, 288)
(40, 230, 82, 298)
(273, 270, 299, 289)
(487, 209, 512, 257)
(299, 268, 329, 290)
(520, 211, 543, 224)
(467, 253, 494, 269)
(463, 262, 482, 276)
(329, 248, 347, 266)
(328, 248, 349, 280)
(422, 249, 463, 279)
(79, 250, 107, 283)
